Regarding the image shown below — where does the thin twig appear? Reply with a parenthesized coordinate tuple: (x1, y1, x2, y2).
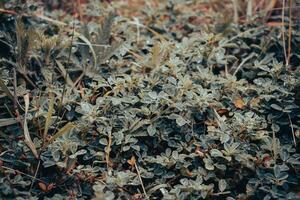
(74, 42, 110, 47)
(58, 16, 76, 115)
(225, 58, 228, 78)
(71, 71, 85, 91)
(20, 71, 37, 88)
(13, 68, 18, 113)
(134, 162, 149, 199)
(29, 160, 41, 191)
(0, 8, 17, 14)
(0, 165, 46, 184)
(4, 104, 14, 118)
(212, 191, 231, 196)
(233, 53, 255, 76)
(12, 68, 23, 128)
(133, 17, 141, 44)
(288, 114, 297, 147)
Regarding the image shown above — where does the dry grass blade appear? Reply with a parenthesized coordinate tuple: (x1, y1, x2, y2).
(281, 0, 288, 66)
(0, 78, 14, 101)
(76, 33, 97, 68)
(45, 122, 75, 146)
(151, 42, 161, 68)
(264, 0, 277, 21)
(33, 14, 66, 26)
(145, 26, 168, 42)
(246, 0, 253, 22)
(99, 12, 115, 45)
(15, 18, 25, 66)
(0, 118, 19, 127)
(43, 92, 55, 143)
(55, 60, 74, 86)
(265, 0, 277, 12)
(129, 20, 168, 42)
(231, 0, 239, 23)
(23, 93, 39, 159)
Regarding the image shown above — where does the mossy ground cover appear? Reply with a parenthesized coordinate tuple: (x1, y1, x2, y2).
(0, 1, 300, 199)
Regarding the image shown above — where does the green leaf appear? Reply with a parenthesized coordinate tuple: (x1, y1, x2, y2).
(169, 114, 190, 126)
(220, 133, 230, 143)
(0, 118, 19, 127)
(46, 122, 75, 146)
(147, 125, 156, 136)
(176, 116, 189, 126)
(218, 179, 227, 192)
(100, 138, 108, 145)
(148, 91, 158, 100)
(210, 149, 223, 157)
(270, 104, 282, 111)
(204, 158, 214, 170)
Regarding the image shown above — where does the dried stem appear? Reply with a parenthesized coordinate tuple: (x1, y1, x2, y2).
(233, 53, 255, 76)
(246, 0, 253, 22)
(281, 0, 288, 66)
(12, 68, 23, 128)
(105, 131, 112, 169)
(29, 160, 41, 191)
(59, 16, 75, 115)
(288, 114, 296, 147)
(287, 0, 293, 65)
(134, 162, 149, 199)
(231, 0, 239, 24)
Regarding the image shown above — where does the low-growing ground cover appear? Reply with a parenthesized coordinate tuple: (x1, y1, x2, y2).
(0, 1, 299, 199)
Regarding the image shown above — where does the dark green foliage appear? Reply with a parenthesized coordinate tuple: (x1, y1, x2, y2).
(0, 1, 299, 200)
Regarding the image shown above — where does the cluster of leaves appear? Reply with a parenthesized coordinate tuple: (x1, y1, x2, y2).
(0, 0, 300, 199)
